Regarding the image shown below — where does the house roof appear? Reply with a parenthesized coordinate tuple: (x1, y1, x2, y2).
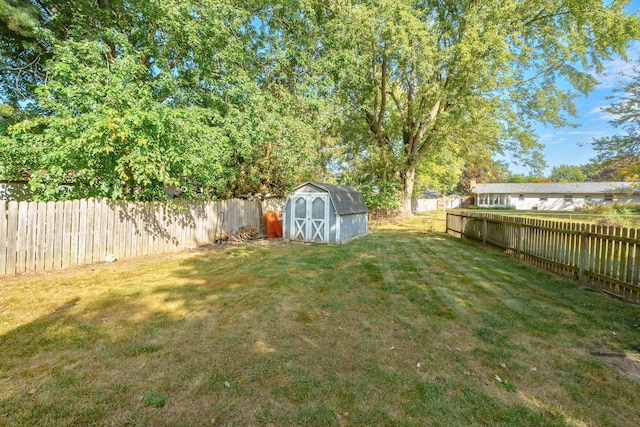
(472, 182, 639, 194)
(294, 181, 369, 215)
(416, 189, 440, 199)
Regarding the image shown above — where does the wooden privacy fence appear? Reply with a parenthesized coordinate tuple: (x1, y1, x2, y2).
(446, 211, 640, 303)
(0, 198, 262, 276)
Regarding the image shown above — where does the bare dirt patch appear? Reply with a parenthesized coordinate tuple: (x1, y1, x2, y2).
(591, 350, 640, 384)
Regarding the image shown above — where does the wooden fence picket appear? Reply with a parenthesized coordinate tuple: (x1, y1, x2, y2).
(6, 201, 18, 275)
(52, 201, 61, 270)
(627, 228, 636, 284)
(77, 199, 87, 265)
(45, 201, 56, 271)
(35, 201, 46, 272)
(16, 201, 28, 273)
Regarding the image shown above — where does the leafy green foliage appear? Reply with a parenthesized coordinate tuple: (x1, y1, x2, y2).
(0, 1, 324, 200)
(592, 60, 640, 180)
(456, 158, 508, 195)
(360, 181, 402, 212)
(3, 37, 237, 200)
(549, 164, 588, 182)
(415, 146, 465, 195)
(0, 0, 39, 37)
(505, 174, 539, 183)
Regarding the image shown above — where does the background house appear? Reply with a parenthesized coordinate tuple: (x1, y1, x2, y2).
(412, 190, 463, 212)
(412, 189, 439, 212)
(472, 182, 640, 211)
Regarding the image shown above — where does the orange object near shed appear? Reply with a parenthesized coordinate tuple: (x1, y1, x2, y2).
(263, 210, 283, 238)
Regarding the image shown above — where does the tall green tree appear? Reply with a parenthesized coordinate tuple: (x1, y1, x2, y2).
(414, 147, 465, 196)
(549, 164, 587, 182)
(1, 36, 246, 200)
(0, 1, 325, 199)
(3, 1, 639, 203)
(592, 60, 640, 173)
(277, 0, 639, 212)
(456, 157, 508, 195)
(591, 157, 640, 181)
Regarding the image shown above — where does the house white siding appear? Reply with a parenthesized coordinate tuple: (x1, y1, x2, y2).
(473, 182, 640, 211)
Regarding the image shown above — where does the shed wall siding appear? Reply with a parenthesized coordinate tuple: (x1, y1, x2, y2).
(328, 205, 337, 243)
(283, 197, 294, 240)
(338, 213, 368, 241)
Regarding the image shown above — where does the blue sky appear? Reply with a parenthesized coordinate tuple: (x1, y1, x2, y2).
(506, 1, 640, 175)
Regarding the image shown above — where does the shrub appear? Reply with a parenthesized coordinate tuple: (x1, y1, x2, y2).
(596, 213, 631, 228)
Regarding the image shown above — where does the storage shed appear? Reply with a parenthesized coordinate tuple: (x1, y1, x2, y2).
(283, 182, 368, 243)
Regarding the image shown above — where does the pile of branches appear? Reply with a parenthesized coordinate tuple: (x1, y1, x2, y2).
(229, 226, 261, 242)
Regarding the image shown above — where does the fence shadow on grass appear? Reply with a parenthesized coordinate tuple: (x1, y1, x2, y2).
(0, 286, 209, 424)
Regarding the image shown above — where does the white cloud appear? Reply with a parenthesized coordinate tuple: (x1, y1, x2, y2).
(594, 43, 640, 89)
(565, 130, 604, 135)
(538, 129, 612, 146)
(539, 134, 567, 145)
(586, 106, 603, 117)
(585, 105, 619, 121)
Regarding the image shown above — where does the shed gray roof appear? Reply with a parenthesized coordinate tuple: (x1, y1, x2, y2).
(472, 182, 639, 194)
(294, 182, 369, 215)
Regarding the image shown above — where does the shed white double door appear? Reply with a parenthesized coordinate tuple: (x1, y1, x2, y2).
(292, 193, 330, 242)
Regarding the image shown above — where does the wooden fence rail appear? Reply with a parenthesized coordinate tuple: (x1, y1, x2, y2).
(0, 198, 262, 276)
(446, 211, 640, 303)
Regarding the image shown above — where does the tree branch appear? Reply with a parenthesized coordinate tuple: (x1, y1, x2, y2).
(388, 88, 404, 120)
(32, 0, 53, 18)
(378, 43, 387, 127)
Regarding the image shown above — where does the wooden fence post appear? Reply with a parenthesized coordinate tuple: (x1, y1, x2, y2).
(579, 228, 589, 284)
(482, 217, 487, 247)
(517, 219, 523, 260)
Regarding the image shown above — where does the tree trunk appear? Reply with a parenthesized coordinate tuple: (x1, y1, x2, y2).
(402, 166, 415, 214)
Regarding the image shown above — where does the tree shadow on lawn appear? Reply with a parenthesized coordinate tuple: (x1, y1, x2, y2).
(1, 233, 639, 426)
(0, 284, 226, 425)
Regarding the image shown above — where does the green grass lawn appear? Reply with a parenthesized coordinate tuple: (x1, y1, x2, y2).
(1, 215, 639, 426)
